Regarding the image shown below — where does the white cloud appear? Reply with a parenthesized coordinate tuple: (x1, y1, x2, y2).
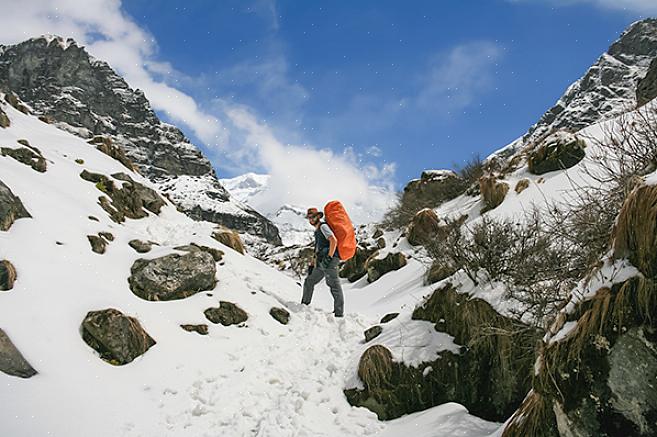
(0, 0, 225, 145)
(509, 0, 657, 14)
(224, 105, 397, 224)
(417, 41, 503, 114)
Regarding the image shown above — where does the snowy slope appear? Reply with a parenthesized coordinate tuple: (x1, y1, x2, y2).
(0, 98, 498, 437)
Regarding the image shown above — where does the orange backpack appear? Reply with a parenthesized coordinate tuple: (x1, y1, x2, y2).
(324, 200, 357, 261)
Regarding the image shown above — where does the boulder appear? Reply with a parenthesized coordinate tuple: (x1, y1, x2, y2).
(376, 237, 386, 249)
(180, 324, 209, 335)
(0, 329, 37, 378)
(87, 235, 108, 254)
(204, 301, 248, 326)
(128, 251, 216, 301)
(0, 106, 9, 128)
(479, 175, 509, 212)
(1, 147, 47, 172)
(81, 308, 156, 365)
(380, 313, 399, 324)
(0, 179, 31, 231)
(129, 239, 152, 253)
(211, 228, 245, 255)
(0, 260, 16, 290)
(528, 132, 586, 175)
(407, 208, 441, 246)
(88, 136, 135, 171)
(367, 252, 407, 283)
(364, 325, 383, 342)
(340, 247, 378, 282)
(372, 228, 384, 239)
(270, 307, 290, 325)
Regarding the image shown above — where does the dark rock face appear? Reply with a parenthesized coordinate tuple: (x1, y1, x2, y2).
(364, 325, 382, 342)
(81, 308, 156, 365)
(181, 324, 209, 335)
(79, 170, 166, 223)
(525, 19, 657, 144)
(637, 57, 657, 107)
(0, 36, 282, 245)
(528, 133, 586, 175)
(407, 209, 440, 246)
(340, 247, 378, 282)
(0, 179, 31, 231)
(347, 283, 538, 422)
(129, 251, 216, 301)
(1, 146, 47, 172)
(0, 329, 37, 378)
(0, 259, 16, 290)
(367, 252, 407, 283)
(204, 301, 248, 326)
(270, 307, 290, 325)
(425, 261, 456, 285)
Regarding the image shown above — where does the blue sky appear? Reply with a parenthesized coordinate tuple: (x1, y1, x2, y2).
(0, 0, 654, 218)
(119, 0, 648, 185)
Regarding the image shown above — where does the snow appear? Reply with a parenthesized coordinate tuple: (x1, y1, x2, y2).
(0, 101, 499, 436)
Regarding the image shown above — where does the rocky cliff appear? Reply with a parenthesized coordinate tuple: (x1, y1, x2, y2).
(0, 35, 282, 246)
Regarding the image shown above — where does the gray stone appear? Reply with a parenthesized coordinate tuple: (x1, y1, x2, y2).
(0, 179, 31, 231)
(174, 243, 224, 262)
(380, 313, 399, 324)
(81, 308, 155, 365)
(0, 329, 37, 378)
(87, 235, 107, 254)
(205, 301, 248, 326)
(1, 146, 47, 172)
(129, 251, 216, 301)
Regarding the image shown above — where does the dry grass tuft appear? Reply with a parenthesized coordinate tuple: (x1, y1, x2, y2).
(358, 345, 394, 391)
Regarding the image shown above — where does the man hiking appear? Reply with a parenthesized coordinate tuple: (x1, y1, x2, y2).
(301, 207, 344, 317)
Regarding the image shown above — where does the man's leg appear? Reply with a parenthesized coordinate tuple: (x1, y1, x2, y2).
(323, 258, 344, 316)
(302, 265, 324, 305)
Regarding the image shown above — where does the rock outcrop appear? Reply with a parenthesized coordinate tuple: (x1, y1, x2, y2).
(339, 246, 378, 283)
(81, 308, 156, 365)
(367, 252, 407, 283)
(0, 329, 37, 378)
(129, 251, 216, 301)
(401, 170, 466, 211)
(1, 145, 47, 172)
(528, 132, 586, 175)
(0, 36, 282, 245)
(80, 170, 166, 223)
(637, 57, 657, 107)
(0, 179, 30, 231)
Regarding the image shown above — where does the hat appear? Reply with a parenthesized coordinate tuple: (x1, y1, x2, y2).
(306, 207, 323, 219)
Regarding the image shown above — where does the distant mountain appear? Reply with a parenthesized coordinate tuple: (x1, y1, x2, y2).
(0, 35, 282, 246)
(220, 173, 313, 246)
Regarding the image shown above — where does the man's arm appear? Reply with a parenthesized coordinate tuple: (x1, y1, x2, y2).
(328, 235, 337, 258)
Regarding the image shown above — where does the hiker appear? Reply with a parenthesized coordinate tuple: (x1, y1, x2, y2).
(301, 207, 344, 317)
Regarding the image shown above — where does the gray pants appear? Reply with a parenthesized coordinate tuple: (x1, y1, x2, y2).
(302, 257, 344, 316)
